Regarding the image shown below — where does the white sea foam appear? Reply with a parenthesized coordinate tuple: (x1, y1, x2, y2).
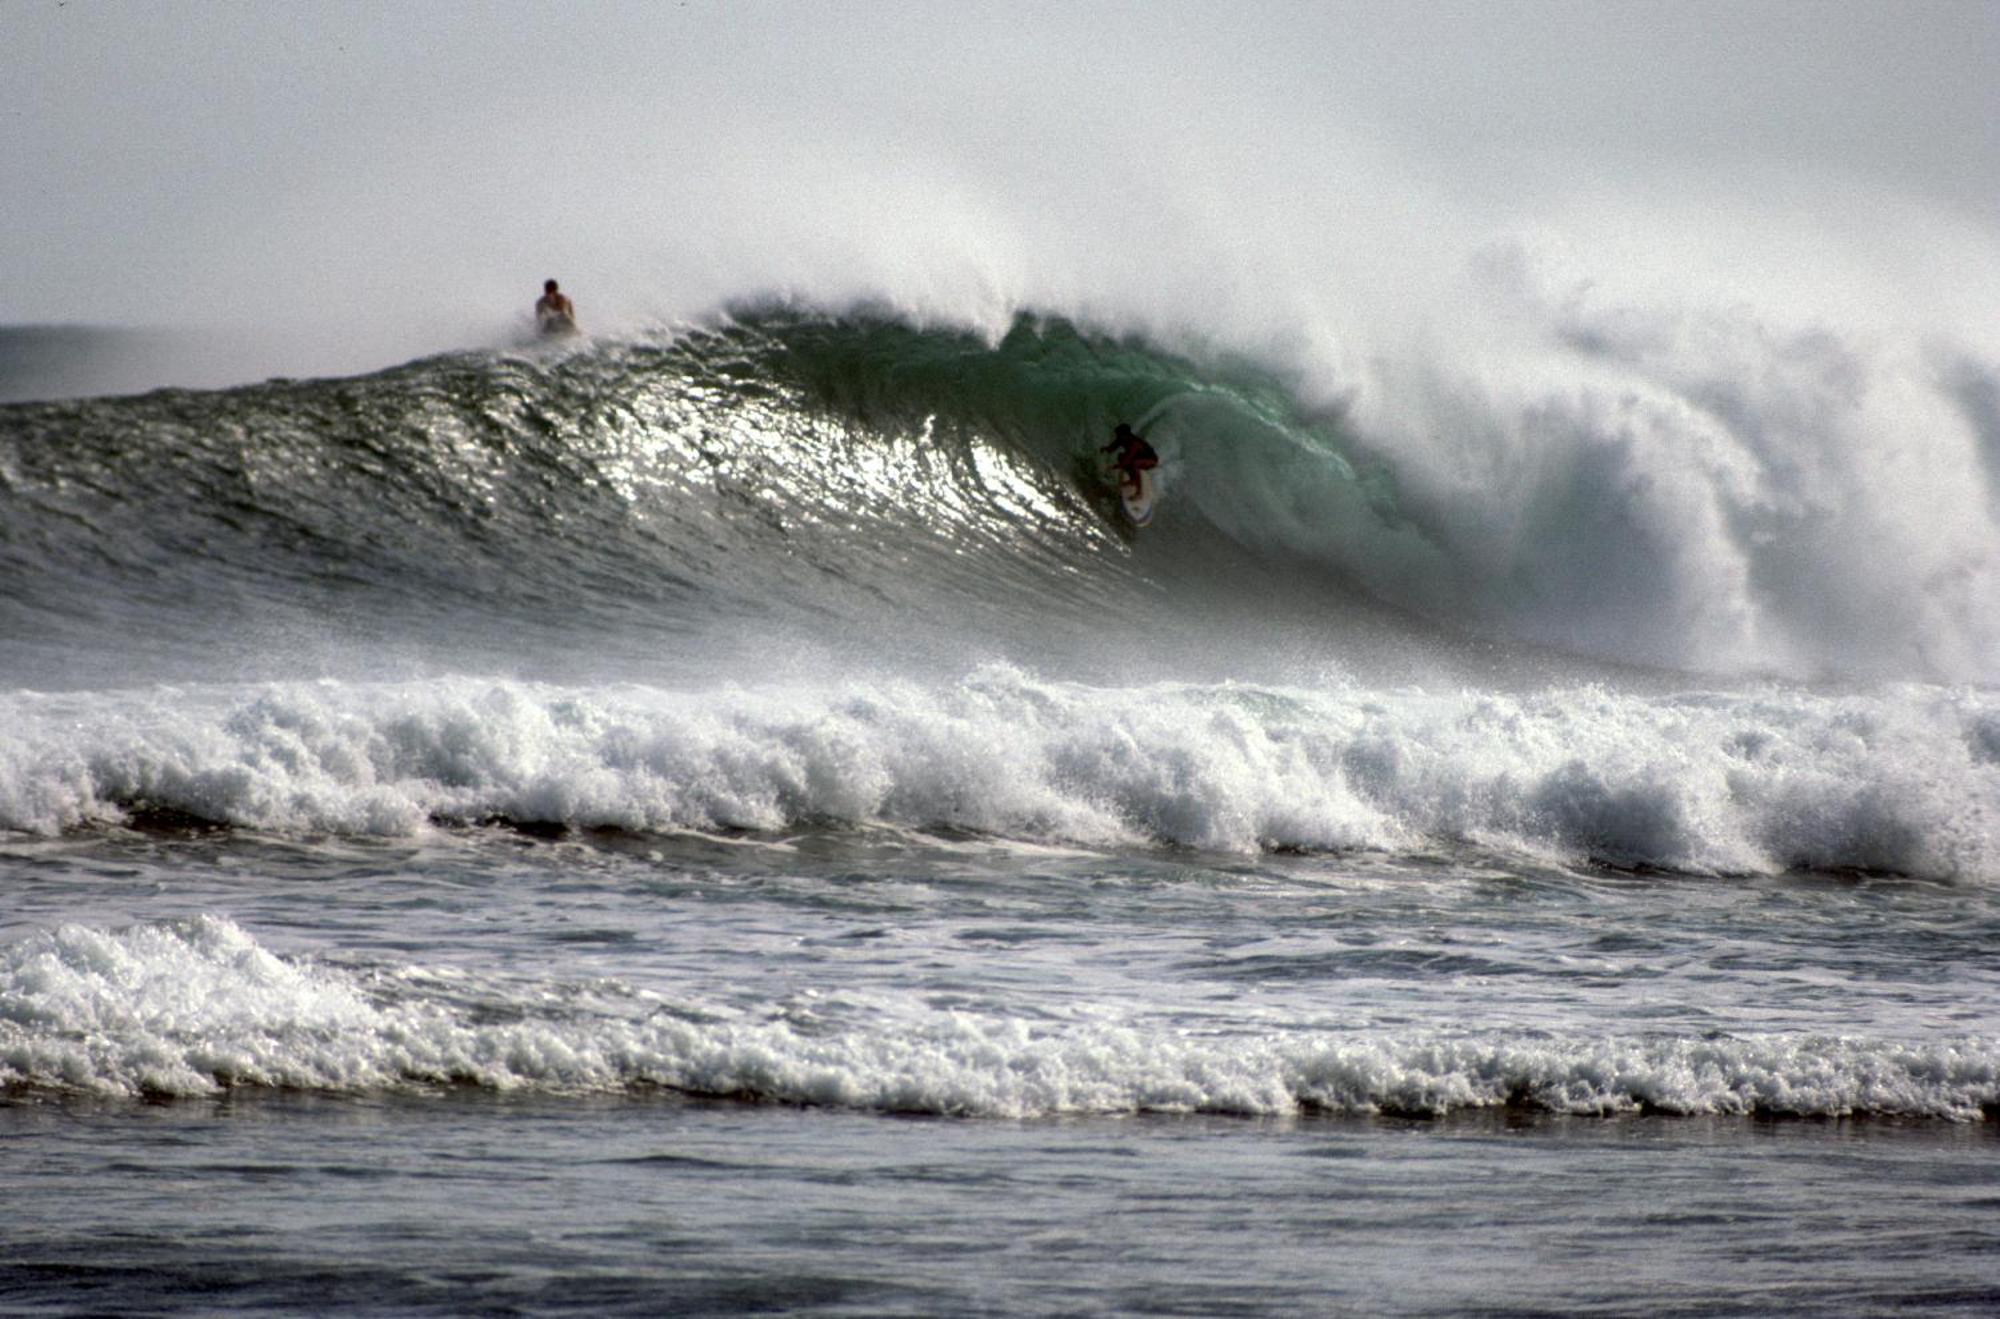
(1148, 239, 2000, 687)
(2, 917, 1993, 1120)
(1, 669, 1994, 880)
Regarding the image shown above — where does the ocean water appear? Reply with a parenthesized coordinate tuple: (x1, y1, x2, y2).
(3, 310, 1998, 1314)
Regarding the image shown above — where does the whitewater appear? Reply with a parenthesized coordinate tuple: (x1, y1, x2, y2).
(4, 300, 1998, 1313)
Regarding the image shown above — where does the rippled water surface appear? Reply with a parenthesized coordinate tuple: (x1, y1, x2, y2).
(4, 826, 1999, 1312)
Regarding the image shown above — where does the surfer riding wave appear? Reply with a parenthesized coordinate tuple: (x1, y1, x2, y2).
(1101, 422, 1157, 496)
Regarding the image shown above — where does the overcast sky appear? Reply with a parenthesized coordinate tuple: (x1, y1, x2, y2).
(5, 0, 1995, 368)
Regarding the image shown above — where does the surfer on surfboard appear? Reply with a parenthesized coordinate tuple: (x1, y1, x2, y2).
(535, 279, 579, 337)
(1101, 422, 1157, 496)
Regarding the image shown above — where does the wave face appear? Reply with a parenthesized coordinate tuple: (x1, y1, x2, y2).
(0, 313, 1152, 688)
(4, 306, 1996, 689)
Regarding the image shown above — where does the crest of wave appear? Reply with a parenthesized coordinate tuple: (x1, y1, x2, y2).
(3, 918, 1994, 1120)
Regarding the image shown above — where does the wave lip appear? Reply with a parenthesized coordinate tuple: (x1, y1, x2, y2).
(2, 670, 1996, 881)
(3, 918, 1994, 1121)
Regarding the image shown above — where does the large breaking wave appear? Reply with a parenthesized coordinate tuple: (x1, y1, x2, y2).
(4, 303, 1996, 687)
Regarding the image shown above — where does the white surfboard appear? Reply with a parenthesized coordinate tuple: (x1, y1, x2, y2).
(1120, 465, 1157, 527)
